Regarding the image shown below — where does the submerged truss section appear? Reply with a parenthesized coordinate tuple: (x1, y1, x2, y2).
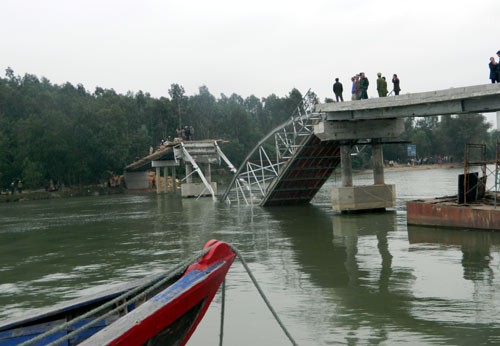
(220, 90, 323, 206)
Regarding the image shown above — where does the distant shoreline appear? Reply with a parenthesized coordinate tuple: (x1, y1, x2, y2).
(0, 186, 124, 203)
(355, 163, 462, 175)
(0, 163, 464, 203)
(384, 163, 461, 172)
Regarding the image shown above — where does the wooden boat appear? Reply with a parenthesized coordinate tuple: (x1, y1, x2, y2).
(0, 239, 235, 346)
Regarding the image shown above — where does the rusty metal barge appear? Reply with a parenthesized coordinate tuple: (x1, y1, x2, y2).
(407, 194, 500, 231)
(407, 144, 500, 231)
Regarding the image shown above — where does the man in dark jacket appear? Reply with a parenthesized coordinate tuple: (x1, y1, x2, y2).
(333, 78, 344, 102)
(497, 50, 500, 81)
(392, 74, 401, 95)
(359, 73, 369, 99)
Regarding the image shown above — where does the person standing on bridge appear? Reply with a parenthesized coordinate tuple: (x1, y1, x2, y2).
(333, 78, 344, 102)
(176, 128, 184, 141)
(376, 73, 388, 97)
(392, 74, 401, 95)
(359, 72, 369, 99)
(350, 76, 357, 100)
(351, 75, 360, 100)
(183, 126, 191, 141)
(496, 50, 500, 81)
(489, 57, 499, 83)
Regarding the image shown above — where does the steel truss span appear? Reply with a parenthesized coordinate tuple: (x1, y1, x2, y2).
(221, 90, 346, 206)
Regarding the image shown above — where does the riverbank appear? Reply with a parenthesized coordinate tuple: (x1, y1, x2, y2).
(383, 162, 461, 172)
(0, 186, 125, 203)
(1, 164, 462, 203)
(353, 162, 461, 175)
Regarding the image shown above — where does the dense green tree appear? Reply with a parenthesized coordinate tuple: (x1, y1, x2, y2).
(382, 114, 492, 165)
(411, 116, 439, 158)
(1, 68, 496, 191)
(435, 114, 490, 161)
(168, 84, 187, 130)
(187, 86, 218, 140)
(0, 69, 310, 188)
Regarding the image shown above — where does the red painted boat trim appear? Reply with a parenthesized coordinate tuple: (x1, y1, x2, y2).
(81, 240, 235, 346)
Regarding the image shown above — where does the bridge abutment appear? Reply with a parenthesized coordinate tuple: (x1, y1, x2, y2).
(123, 171, 149, 189)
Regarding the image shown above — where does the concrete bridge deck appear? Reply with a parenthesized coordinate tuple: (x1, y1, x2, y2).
(125, 143, 176, 172)
(316, 84, 500, 120)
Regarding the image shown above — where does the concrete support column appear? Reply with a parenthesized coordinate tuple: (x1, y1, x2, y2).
(172, 168, 177, 193)
(340, 143, 353, 187)
(186, 164, 192, 183)
(206, 163, 212, 182)
(163, 167, 168, 193)
(372, 139, 385, 185)
(155, 167, 161, 194)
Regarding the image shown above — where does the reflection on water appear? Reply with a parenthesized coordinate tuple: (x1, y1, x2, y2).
(408, 225, 500, 283)
(1, 168, 500, 345)
(333, 211, 396, 294)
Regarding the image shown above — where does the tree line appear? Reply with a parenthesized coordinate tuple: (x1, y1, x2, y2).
(0, 68, 304, 189)
(379, 115, 498, 168)
(0, 67, 497, 189)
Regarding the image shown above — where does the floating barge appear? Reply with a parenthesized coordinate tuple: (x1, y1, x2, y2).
(407, 143, 500, 231)
(407, 193, 500, 231)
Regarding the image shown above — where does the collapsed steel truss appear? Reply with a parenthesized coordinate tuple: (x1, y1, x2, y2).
(220, 90, 321, 205)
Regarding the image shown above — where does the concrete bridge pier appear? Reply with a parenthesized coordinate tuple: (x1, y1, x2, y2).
(333, 138, 395, 213)
(372, 139, 385, 185)
(340, 143, 353, 187)
(152, 160, 179, 194)
(185, 164, 192, 183)
(315, 117, 400, 212)
(181, 162, 217, 198)
(154, 166, 178, 194)
(340, 139, 385, 186)
(154, 166, 162, 194)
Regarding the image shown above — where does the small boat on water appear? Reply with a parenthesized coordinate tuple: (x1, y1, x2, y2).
(0, 239, 235, 346)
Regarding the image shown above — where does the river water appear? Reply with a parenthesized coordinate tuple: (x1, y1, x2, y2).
(1, 167, 500, 345)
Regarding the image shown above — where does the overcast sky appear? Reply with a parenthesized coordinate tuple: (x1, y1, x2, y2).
(2, 0, 499, 102)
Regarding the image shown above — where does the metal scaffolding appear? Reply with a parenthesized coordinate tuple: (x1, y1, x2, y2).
(463, 143, 500, 206)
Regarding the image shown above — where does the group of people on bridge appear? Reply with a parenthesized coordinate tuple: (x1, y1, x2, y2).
(149, 125, 196, 155)
(332, 73, 401, 102)
(489, 50, 500, 83)
(176, 126, 194, 142)
(333, 50, 500, 102)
